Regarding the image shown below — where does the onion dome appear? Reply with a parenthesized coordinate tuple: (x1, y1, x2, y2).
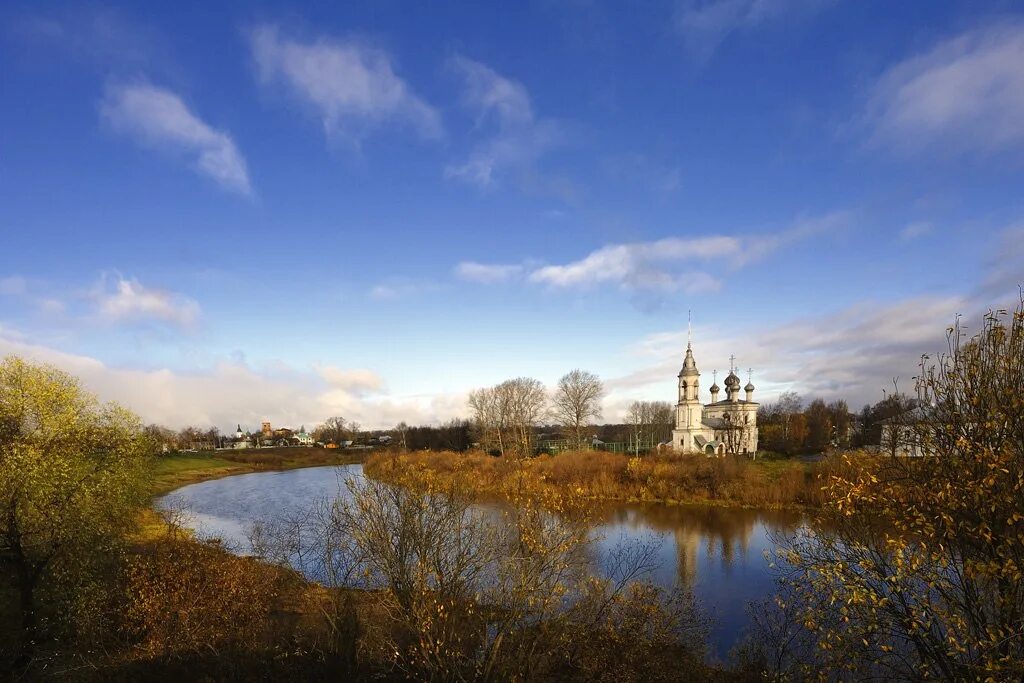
(710, 382, 720, 393)
(745, 381, 755, 392)
(724, 371, 740, 388)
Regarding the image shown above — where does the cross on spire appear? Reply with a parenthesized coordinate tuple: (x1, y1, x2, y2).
(729, 354, 736, 373)
(687, 310, 692, 348)
(747, 368, 753, 383)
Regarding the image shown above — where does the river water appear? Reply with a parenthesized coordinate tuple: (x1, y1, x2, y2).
(157, 463, 805, 659)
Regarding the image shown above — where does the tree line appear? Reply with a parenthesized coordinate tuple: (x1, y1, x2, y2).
(757, 391, 921, 455)
(139, 388, 906, 460)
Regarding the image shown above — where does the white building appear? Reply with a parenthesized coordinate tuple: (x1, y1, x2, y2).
(671, 341, 759, 455)
(295, 426, 314, 446)
(879, 403, 933, 457)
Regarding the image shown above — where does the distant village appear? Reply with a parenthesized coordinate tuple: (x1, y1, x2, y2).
(150, 420, 392, 453)
(222, 422, 393, 450)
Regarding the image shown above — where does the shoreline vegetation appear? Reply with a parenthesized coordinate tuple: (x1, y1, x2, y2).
(365, 448, 841, 510)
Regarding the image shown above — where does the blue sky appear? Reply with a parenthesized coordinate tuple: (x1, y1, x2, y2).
(1, 0, 1022, 430)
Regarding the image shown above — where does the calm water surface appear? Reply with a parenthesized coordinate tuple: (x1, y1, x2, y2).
(157, 464, 804, 659)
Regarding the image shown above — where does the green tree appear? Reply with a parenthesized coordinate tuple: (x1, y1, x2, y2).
(0, 356, 150, 672)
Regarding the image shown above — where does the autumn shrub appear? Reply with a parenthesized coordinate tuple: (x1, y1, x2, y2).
(756, 302, 1024, 680)
(121, 535, 288, 661)
(249, 463, 714, 681)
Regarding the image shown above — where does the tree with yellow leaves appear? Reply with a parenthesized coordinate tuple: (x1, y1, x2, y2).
(0, 356, 150, 673)
(755, 299, 1024, 680)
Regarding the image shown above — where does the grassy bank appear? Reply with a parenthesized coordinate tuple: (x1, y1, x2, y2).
(138, 448, 366, 541)
(149, 447, 364, 496)
(366, 449, 842, 509)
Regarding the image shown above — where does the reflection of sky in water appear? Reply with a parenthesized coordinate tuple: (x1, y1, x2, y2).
(156, 465, 364, 552)
(157, 465, 804, 661)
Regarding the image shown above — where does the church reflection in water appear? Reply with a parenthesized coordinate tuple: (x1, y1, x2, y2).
(589, 501, 807, 658)
(594, 502, 804, 586)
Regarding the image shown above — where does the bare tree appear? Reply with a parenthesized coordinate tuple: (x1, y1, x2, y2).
(347, 421, 362, 443)
(719, 412, 745, 455)
(469, 386, 506, 455)
(625, 400, 673, 454)
(500, 377, 547, 457)
(317, 416, 348, 445)
(469, 378, 546, 457)
(250, 465, 707, 681)
(392, 421, 409, 451)
(626, 401, 651, 456)
(552, 369, 604, 450)
(649, 400, 674, 445)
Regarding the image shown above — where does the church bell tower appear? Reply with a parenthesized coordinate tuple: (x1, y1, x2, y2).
(672, 313, 703, 452)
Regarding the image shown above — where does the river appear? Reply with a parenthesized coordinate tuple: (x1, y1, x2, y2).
(156, 463, 805, 659)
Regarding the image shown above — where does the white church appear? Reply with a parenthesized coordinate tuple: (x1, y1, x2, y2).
(671, 339, 759, 456)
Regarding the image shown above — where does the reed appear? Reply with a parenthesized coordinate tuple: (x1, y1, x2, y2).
(366, 449, 843, 509)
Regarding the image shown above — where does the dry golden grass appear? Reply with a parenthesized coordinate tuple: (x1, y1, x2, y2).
(366, 449, 841, 509)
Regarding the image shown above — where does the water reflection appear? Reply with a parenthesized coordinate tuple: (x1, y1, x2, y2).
(157, 465, 805, 659)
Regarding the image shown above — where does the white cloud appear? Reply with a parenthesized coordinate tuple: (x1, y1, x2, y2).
(445, 55, 564, 188)
(316, 365, 384, 395)
(866, 22, 1024, 154)
(899, 221, 932, 241)
(248, 24, 442, 143)
(100, 83, 252, 195)
(608, 293, 971, 412)
(94, 276, 200, 329)
(451, 54, 533, 128)
(454, 261, 524, 283)
(527, 212, 846, 291)
(675, 0, 831, 60)
(0, 331, 466, 431)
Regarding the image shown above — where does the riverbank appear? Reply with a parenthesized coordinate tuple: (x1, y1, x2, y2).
(149, 447, 365, 496)
(365, 449, 842, 510)
(139, 448, 366, 540)
(120, 450, 736, 681)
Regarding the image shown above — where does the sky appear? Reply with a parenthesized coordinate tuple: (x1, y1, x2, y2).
(1, 0, 1023, 431)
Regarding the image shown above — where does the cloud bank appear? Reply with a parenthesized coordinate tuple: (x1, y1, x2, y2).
(0, 330, 466, 432)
